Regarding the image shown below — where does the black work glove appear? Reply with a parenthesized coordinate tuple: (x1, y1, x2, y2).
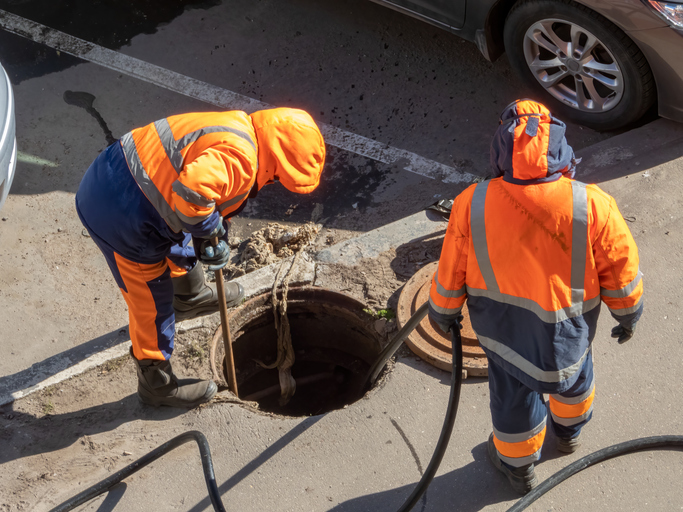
(611, 324, 636, 344)
(193, 220, 230, 271)
(435, 314, 464, 335)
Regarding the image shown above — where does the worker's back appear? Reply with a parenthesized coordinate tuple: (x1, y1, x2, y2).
(429, 100, 643, 394)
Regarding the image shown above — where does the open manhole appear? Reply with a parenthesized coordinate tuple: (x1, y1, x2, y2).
(210, 287, 383, 417)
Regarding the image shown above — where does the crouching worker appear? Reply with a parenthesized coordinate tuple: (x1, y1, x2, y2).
(76, 108, 326, 408)
(428, 100, 643, 494)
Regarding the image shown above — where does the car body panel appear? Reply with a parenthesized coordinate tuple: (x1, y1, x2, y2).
(0, 63, 16, 211)
(377, 0, 466, 28)
(580, 0, 668, 31)
(370, 0, 683, 124)
(626, 26, 683, 122)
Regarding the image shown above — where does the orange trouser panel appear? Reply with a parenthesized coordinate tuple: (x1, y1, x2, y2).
(549, 387, 596, 418)
(493, 427, 546, 459)
(115, 253, 168, 361)
(167, 258, 189, 278)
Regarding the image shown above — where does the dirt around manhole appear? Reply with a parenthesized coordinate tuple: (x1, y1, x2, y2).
(0, 234, 445, 511)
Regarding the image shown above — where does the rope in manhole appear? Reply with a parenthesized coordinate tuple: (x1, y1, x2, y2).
(254, 248, 305, 405)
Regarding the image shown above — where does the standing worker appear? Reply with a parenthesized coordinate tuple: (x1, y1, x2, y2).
(76, 108, 326, 408)
(428, 100, 643, 494)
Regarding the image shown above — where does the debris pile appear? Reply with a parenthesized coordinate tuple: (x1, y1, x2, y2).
(226, 222, 321, 278)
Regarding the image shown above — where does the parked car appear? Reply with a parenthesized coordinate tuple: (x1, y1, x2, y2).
(0, 62, 16, 211)
(369, 0, 683, 131)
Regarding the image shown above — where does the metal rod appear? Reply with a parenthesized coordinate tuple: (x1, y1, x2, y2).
(243, 371, 335, 402)
(213, 236, 239, 397)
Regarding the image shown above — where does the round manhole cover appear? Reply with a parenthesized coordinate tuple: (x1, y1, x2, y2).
(397, 261, 488, 377)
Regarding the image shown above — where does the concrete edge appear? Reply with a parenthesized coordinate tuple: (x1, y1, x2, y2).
(0, 255, 317, 407)
(0, 212, 448, 407)
(6, 115, 676, 407)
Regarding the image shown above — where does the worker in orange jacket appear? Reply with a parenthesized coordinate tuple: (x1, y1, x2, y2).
(428, 100, 643, 494)
(76, 108, 326, 408)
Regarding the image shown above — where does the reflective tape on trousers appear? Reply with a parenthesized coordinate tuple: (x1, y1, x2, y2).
(499, 450, 542, 467)
(493, 417, 547, 444)
(551, 405, 594, 426)
(478, 333, 592, 384)
(550, 375, 595, 405)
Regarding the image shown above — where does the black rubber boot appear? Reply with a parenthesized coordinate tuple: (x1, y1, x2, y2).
(172, 264, 244, 322)
(557, 432, 581, 453)
(487, 433, 539, 495)
(131, 348, 217, 408)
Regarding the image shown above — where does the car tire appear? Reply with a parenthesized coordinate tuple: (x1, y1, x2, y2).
(504, 0, 656, 131)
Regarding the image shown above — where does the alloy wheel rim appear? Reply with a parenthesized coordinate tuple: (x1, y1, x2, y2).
(523, 18, 624, 113)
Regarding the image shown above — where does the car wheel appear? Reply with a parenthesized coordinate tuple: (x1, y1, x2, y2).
(504, 0, 656, 131)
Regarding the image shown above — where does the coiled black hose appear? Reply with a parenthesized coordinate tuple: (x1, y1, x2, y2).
(507, 435, 683, 512)
(49, 303, 683, 512)
(49, 430, 226, 512)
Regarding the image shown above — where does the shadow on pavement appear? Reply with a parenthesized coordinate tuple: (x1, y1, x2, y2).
(328, 441, 519, 512)
(186, 415, 324, 512)
(93, 482, 127, 512)
(0, 326, 131, 406)
(578, 119, 683, 185)
(0, 393, 187, 466)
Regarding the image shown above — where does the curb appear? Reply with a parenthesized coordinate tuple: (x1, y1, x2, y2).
(4, 117, 678, 407)
(0, 212, 447, 407)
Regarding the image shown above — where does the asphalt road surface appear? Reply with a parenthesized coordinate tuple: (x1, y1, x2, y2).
(0, 0, 621, 384)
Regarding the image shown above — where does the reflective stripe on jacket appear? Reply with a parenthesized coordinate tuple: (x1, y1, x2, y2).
(120, 111, 259, 234)
(429, 176, 643, 393)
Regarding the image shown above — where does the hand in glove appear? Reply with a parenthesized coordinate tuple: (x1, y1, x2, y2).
(435, 314, 464, 335)
(194, 220, 230, 271)
(611, 324, 636, 344)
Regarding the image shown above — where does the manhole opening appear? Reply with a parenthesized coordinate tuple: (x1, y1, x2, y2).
(213, 287, 384, 417)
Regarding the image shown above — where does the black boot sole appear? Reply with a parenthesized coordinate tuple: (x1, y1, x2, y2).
(138, 381, 218, 408)
(487, 433, 538, 495)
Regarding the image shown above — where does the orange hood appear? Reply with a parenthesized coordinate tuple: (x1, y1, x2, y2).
(250, 108, 326, 194)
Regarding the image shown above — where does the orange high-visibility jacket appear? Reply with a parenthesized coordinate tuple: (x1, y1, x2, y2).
(120, 108, 325, 237)
(429, 101, 643, 394)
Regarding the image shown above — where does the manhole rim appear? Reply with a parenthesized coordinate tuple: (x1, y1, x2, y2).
(209, 285, 386, 416)
(396, 261, 488, 377)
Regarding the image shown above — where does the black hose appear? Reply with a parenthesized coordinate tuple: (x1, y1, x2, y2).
(50, 430, 226, 512)
(363, 301, 429, 390)
(369, 306, 683, 511)
(507, 435, 683, 511)
(396, 324, 463, 512)
(48, 302, 683, 512)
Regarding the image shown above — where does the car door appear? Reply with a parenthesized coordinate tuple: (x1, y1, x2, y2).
(383, 0, 466, 29)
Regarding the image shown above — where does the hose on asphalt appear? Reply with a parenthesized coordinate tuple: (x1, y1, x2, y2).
(506, 435, 683, 512)
(49, 303, 683, 512)
(49, 430, 226, 512)
(394, 322, 463, 511)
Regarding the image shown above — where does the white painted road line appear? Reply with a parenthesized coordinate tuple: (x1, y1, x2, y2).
(0, 9, 477, 184)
